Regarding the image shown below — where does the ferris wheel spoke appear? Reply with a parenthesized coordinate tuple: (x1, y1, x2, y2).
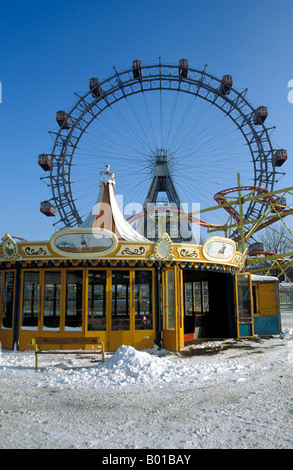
(167, 94, 199, 152)
(124, 95, 156, 152)
(141, 91, 159, 150)
(91, 108, 148, 153)
(165, 91, 180, 150)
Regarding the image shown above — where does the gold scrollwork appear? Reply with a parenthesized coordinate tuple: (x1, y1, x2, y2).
(120, 246, 145, 256)
(24, 246, 48, 257)
(177, 247, 199, 258)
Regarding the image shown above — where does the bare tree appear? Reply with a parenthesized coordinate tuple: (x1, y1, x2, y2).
(257, 223, 293, 255)
(248, 223, 293, 280)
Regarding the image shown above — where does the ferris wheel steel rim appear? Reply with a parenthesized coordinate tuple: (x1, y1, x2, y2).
(43, 62, 281, 228)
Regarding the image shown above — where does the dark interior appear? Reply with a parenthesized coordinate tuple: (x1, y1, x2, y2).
(183, 270, 235, 341)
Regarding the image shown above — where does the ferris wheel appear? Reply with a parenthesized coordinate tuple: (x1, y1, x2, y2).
(38, 58, 287, 233)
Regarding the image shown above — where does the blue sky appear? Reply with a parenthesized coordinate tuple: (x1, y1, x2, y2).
(1, 0, 293, 241)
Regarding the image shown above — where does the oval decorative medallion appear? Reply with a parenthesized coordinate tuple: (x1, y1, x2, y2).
(149, 233, 175, 261)
(50, 228, 118, 258)
(202, 237, 236, 262)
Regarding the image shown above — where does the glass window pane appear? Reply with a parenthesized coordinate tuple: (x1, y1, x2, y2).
(167, 270, 175, 329)
(111, 271, 130, 331)
(88, 271, 106, 331)
(237, 275, 252, 318)
(194, 282, 202, 312)
(185, 282, 193, 315)
(203, 281, 209, 312)
(65, 271, 83, 330)
(43, 271, 61, 330)
(135, 271, 153, 330)
(22, 272, 40, 329)
(2, 272, 14, 329)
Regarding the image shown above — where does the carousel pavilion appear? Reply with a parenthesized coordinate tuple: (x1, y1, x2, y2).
(0, 167, 281, 352)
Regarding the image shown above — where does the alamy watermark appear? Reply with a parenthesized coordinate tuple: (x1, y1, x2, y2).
(90, 195, 201, 244)
(288, 79, 293, 103)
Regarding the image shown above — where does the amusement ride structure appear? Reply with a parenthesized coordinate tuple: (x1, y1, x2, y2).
(38, 58, 293, 281)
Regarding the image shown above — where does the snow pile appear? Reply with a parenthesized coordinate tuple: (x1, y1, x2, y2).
(98, 345, 174, 384)
(97, 344, 252, 386)
(96, 345, 200, 386)
(36, 343, 263, 393)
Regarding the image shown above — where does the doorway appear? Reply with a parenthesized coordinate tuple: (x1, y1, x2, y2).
(183, 270, 235, 342)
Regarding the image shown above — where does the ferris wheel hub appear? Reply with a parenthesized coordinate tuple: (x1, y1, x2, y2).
(155, 148, 168, 164)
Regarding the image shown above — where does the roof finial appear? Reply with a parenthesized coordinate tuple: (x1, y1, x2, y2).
(100, 164, 115, 186)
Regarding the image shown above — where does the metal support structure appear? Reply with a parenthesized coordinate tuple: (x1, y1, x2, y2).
(136, 149, 193, 242)
(237, 173, 246, 254)
(186, 175, 293, 276)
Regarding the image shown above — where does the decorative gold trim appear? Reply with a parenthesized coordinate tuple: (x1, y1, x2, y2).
(90, 259, 100, 266)
(145, 260, 154, 267)
(71, 260, 80, 266)
(127, 260, 137, 266)
(149, 233, 175, 261)
(52, 259, 62, 266)
(0, 234, 22, 261)
(237, 248, 248, 272)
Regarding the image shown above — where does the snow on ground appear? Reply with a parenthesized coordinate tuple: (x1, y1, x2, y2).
(0, 312, 293, 450)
